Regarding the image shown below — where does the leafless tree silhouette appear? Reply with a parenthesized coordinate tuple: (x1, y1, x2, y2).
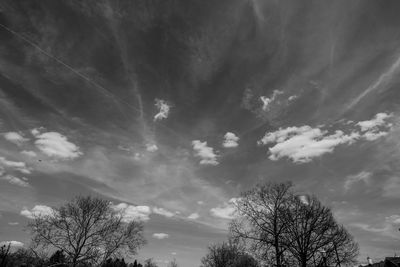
(28, 196, 146, 266)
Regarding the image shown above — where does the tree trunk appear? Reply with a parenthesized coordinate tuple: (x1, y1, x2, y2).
(301, 255, 307, 267)
(275, 243, 282, 267)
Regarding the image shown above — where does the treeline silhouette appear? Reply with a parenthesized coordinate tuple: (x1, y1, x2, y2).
(0, 246, 162, 267)
(0, 182, 359, 267)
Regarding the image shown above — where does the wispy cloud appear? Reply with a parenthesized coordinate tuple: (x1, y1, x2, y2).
(344, 171, 372, 191)
(348, 54, 400, 110)
(152, 233, 169, 239)
(3, 132, 29, 146)
(192, 140, 219, 165)
(154, 99, 171, 121)
(260, 90, 283, 110)
(350, 215, 400, 237)
(0, 157, 31, 174)
(222, 132, 239, 148)
(153, 207, 175, 218)
(21, 150, 37, 157)
(0, 174, 29, 187)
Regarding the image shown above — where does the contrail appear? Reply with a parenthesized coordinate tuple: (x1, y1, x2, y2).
(0, 23, 140, 119)
(0, 21, 194, 147)
(346, 53, 400, 111)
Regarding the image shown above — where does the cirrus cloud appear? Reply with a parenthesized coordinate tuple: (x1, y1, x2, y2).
(152, 233, 169, 239)
(153, 207, 174, 218)
(0, 175, 29, 187)
(344, 171, 372, 191)
(3, 132, 29, 146)
(0, 157, 31, 174)
(21, 150, 37, 157)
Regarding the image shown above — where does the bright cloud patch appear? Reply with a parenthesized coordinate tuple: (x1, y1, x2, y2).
(210, 198, 239, 219)
(298, 195, 310, 205)
(192, 140, 219, 165)
(34, 131, 82, 160)
(0, 241, 24, 247)
(344, 171, 372, 191)
(187, 213, 199, 220)
(0, 175, 29, 187)
(153, 207, 174, 218)
(258, 126, 359, 163)
(356, 112, 393, 141)
(3, 132, 29, 146)
(258, 112, 393, 163)
(154, 99, 171, 121)
(111, 203, 151, 222)
(260, 90, 283, 110)
(146, 143, 158, 152)
(357, 113, 392, 131)
(21, 150, 37, 157)
(223, 132, 239, 148)
(152, 233, 169, 239)
(20, 205, 54, 219)
(0, 157, 31, 174)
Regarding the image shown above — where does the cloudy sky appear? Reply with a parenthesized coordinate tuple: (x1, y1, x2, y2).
(1, 0, 400, 266)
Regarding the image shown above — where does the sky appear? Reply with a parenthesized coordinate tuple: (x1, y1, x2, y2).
(1, 0, 400, 266)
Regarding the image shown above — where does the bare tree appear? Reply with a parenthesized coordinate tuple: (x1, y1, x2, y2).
(0, 243, 11, 267)
(167, 258, 178, 267)
(28, 196, 146, 267)
(229, 182, 293, 267)
(281, 195, 358, 267)
(229, 182, 358, 267)
(143, 258, 158, 267)
(168, 259, 178, 267)
(324, 225, 359, 267)
(200, 241, 258, 267)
